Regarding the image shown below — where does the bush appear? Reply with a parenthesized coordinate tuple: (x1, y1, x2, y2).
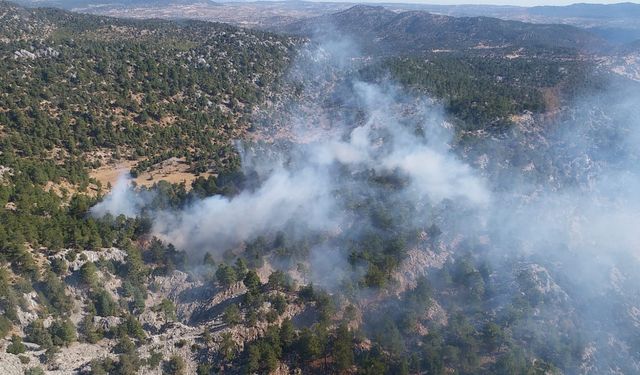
(50, 258, 68, 276)
(92, 288, 118, 317)
(0, 316, 12, 338)
(50, 319, 77, 347)
(243, 270, 261, 291)
(223, 304, 242, 326)
(215, 264, 237, 289)
(267, 271, 285, 290)
(80, 314, 103, 344)
(197, 363, 212, 375)
(164, 355, 186, 375)
(154, 299, 176, 321)
(40, 272, 73, 315)
(6, 334, 26, 354)
(270, 294, 287, 315)
(25, 367, 45, 375)
(120, 315, 146, 341)
(25, 319, 53, 349)
(79, 262, 99, 288)
(147, 351, 163, 369)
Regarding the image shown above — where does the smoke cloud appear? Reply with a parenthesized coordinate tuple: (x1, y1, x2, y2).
(90, 29, 640, 372)
(96, 80, 489, 256)
(90, 174, 149, 218)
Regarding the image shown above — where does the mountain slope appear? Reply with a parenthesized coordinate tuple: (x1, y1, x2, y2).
(282, 5, 609, 56)
(0, 0, 297, 182)
(529, 2, 640, 19)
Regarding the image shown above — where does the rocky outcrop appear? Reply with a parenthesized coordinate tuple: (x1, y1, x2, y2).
(13, 47, 60, 60)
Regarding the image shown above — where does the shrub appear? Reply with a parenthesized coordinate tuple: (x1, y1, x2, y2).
(164, 355, 186, 375)
(6, 334, 26, 354)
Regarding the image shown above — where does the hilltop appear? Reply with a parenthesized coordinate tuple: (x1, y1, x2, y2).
(281, 5, 609, 56)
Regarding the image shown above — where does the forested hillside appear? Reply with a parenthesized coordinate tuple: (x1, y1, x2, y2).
(2, 2, 640, 375)
(0, 4, 300, 372)
(358, 55, 607, 128)
(282, 5, 608, 57)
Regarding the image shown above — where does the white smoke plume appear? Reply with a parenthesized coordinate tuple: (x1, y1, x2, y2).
(149, 80, 488, 254)
(90, 174, 149, 218)
(152, 166, 339, 253)
(91, 81, 488, 258)
(86, 24, 640, 372)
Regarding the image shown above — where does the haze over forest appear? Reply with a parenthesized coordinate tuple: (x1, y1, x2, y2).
(1, 0, 640, 374)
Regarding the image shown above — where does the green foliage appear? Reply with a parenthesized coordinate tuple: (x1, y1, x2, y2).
(116, 350, 143, 375)
(270, 294, 287, 315)
(79, 261, 99, 289)
(119, 315, 146, 341)
(147, 351, 164, 369)
(0, 4, 605, 375)
(50, 257, 68, 276)
(297, 328, 323, 362)
(0, 9, 295, 355)
(220, 332, 237, 362)
(359, 55, 600, 130)
(25, 319, 53, 349)
(215, 264, 237, 289)
(164, 355, 186, 375)
(91, 288, 118, 317)
(0, 316, 12, 338)
(80, 314, 103, 344)
(242, 270, 261, 291)
(0, 268, 20, 323)
(234, 258, 248, 280)
(279, 318, 295, 350)
(39, 271, 73, 315)
(196, 363, 212, 375)
(114, 335, 136, 355)
(223, 304, 242, 326)
(6, 334, 26, 354)
(0, 8, 294, 186)
(332, 324, 354, 373)
(154, 298, 177, 321)
(146, 239, 186, 275)
(244, 326, 283, 373)
(44, 346, 59, 364)
(25, 367, 45, 375)
(482, 322, 506, 352)
(267, 270, 293, 291)
(49, 318, 77, 347)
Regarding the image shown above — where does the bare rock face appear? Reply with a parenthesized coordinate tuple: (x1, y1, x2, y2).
(0, 353, 23, 375)
(425, 300, 448, 327)
(54, 248, 127, 272)
(48, 342, 114, 374)
(150, 271, 195, 300)
(13, 47, 60, 60)
(16, 291, 39, 328)
(183, 282, 247, 325)
(396, 245, 449, 292)
(94, 316, 122, 332)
